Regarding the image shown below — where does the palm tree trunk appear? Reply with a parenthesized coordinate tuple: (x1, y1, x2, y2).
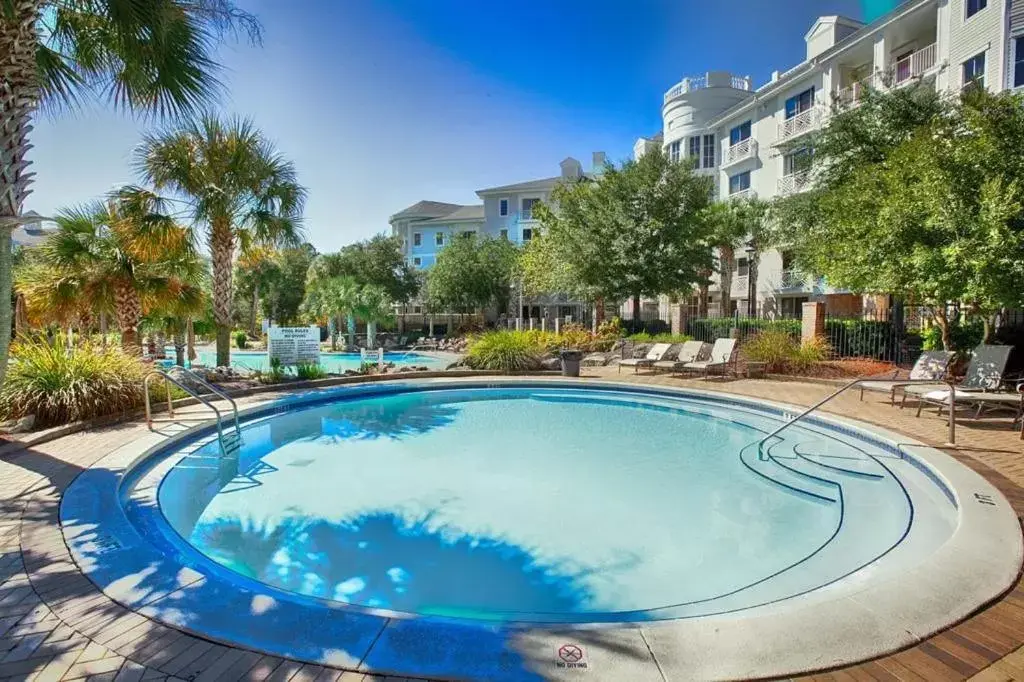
(719, 245, 734, 313)
(99, 311, 108, 348)
(0, 1, 42, 387)
(13, 292, 27, 337)
(113, 281, 142, 354)
(210, 220, 235, 367)
(347, 314, 356, 347)
(367, 321, 377, 350)
(187, 318, 197, 362)
(249, 285, 258, 337)
(174, 325, 186, 366)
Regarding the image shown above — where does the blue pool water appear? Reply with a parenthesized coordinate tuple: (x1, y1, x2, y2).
(193, 350, 451, 373)
(151, 384, 958, 623)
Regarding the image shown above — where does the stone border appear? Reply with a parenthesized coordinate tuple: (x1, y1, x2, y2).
(58, 377, 1023, 681)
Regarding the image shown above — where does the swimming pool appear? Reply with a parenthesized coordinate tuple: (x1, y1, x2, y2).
(192, 350, 452, 373)
(64, 379, 1023, 679)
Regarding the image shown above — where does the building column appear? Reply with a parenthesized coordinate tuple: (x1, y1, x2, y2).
(670, 304, 689, 336)
(802, 301, 826, 344)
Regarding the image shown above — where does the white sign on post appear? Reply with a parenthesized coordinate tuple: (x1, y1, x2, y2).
(267, 326, 321, 366)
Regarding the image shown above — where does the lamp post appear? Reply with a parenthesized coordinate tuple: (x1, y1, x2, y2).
(745, 241, 757, 317)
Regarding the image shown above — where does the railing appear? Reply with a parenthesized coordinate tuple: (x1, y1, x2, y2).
(777, 169, 812, 195)
(893, 43, 938, 86)
(728, 187, 754, 200)
(664, 73, 753, 102)
(756, 377, 959, 461)
(734, 274, 749, 292)
(836, 81, 867, 107)
(144, 365, 241, 457)
(777, 105, 826, 142)
(723, 138, 758, 167)
(780, 269, 808, 289)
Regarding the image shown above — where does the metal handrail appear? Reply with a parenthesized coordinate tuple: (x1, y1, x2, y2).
(756, 376, 959, 460)
(164, 365, 240, 435)
(144, 369, 231, 457)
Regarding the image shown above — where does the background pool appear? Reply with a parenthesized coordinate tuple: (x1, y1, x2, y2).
(191, 350, 452, 373)
(154, 385, 957, 623)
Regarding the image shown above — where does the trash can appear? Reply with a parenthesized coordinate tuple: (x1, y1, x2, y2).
(560, 349, 584, 377)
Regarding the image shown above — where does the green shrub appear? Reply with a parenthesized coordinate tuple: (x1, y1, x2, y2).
(466, 331, 542, 371)
(791, 336, 831, 373)
(596, 317, 623, 339)
(234, 331, 248, 349)
(295, 361, 326, 381)
(627, 332, 692, 344)
(0, 341, 146, 428)
(742, 330, 797, 372)
(921, 321, 985, 352)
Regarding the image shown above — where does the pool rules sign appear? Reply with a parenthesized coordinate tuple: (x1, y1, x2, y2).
(267, 326, 320, 366)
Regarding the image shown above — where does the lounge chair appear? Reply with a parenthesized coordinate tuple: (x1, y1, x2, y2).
(678, 338, 738, 379)
(900, 344, 1014, 413)
(618, 343, 672, 373)
(653, 341, 708, 373)
(858, 350, 955, 405)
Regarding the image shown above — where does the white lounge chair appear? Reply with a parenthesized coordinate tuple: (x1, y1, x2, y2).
(653, 341, 707, 373)
(679, 338, 738, 379)
(618, 343, 672, 373)
(858, 350, 955, 405)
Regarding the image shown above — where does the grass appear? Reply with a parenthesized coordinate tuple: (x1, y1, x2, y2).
(0, 339, 146, 428)
(743, 330, 830, 374)
(465, 331, 542, 371)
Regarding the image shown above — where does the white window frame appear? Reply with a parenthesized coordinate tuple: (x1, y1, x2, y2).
(521, 227, 533, 242)
(500, 229, 508, 240)
(962, 50, 987, 88)
(435, 232, 444, 246)
(520, 196, 541, 221)
(1012, 34, 1024, 90)
(965, 0, 987, 20)
(413, 232, 421, 247)
(668, 140, 681, 163)
(499, 198, 509, 217)
(413, 257, 421, 267)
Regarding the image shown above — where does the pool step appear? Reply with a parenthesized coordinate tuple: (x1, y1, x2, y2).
(792, 441, 887, 480)
(220, 430, 242, 458)
(739, 443, 838, 504)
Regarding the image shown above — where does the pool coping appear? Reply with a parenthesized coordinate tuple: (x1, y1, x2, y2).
(58, 376, 1024, 681)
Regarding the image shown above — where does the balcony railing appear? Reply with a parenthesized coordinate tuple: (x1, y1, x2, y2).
(836, 81, 867, 108)
(734, 274, 749, 293)
(727, 187, 754, 200)
(722, 137, 758, 167)
(664, 73, 753, 102)
(777, 169, 812, 195)
(776, 106, 826, 143)
(893, 43, 938, 86)
(780, 269, 808, 289)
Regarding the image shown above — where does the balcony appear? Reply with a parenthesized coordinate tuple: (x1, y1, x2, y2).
(776, 106, 826, 144)
(778, 269, 824, 293)
(664, 72, 753, 103)
(836, 81, 868, 108)
(777, 169, 812, 195)
(722, 138, 758, 168)
(892, 43, 938, 87)
(727, 187, 754, 200)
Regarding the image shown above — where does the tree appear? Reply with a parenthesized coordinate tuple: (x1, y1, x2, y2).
(137, 115, 307, 366)
(330, 235, 419, 303)
(21, 188, 201, 352)
(0, 0, 261, 384)
(300, 266, 361, 350)
(426, 234, 519, 315)
(774, 87, 1024, 348)
(535, 148, 716, 320)
(356, 285, 392, 350)
(702, 197, 768, 311)
(236, 243, 316, 333)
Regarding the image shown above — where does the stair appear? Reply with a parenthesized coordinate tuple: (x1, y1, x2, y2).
(220, 430, 242, 458)
(739, 442, 838, 504)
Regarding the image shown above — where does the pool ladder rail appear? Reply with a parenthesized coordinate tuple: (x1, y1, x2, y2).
(143, 365, 242, 458)
(756, 376, 960, 461)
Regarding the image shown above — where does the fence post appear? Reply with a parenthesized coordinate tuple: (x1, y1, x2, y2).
(670, 304, 688, 336)
(802, 301, 825, 345)
(555, 317, 561, 334)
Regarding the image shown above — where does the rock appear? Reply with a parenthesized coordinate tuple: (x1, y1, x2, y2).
(0, 414, 35, 433)
(582, 353, 610, 367)
(446, 360, 468, 370)
(541, 357, 561, 371)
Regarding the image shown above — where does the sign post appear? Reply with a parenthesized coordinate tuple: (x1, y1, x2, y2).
(267, 326, 321, 366)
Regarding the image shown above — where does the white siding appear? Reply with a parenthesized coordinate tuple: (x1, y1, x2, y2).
(949, 0, 1005, 89)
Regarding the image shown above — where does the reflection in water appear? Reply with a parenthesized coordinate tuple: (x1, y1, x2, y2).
(192, 508, 598, 618)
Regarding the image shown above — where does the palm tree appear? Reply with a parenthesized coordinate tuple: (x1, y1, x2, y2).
(136, 115, 306, 366)
(24, 188, 201, 353)
(704, 197, 768, 316)
(357, 285, 393, 350)
(0, 0, 262, 383)
(301, 273, 361, 351)
(146, 257, 208, 366)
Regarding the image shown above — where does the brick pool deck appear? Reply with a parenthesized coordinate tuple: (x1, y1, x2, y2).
(0, 370, 1021, 681)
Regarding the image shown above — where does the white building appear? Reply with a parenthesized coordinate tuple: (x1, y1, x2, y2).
(642, 0, 1024, 319)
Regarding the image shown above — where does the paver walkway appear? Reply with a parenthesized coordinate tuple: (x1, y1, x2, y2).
(0, 371, 1021, 681)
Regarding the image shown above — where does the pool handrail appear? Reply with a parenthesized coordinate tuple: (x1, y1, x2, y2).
(756, 376, 958, 460)
(164, 365, 241, 435)
(143, 369, 234, 458)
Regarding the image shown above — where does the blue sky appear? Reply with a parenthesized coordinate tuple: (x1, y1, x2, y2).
(28, 0, 883, 252)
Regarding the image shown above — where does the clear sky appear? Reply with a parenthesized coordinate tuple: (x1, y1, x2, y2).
(28, 0, 878, 253)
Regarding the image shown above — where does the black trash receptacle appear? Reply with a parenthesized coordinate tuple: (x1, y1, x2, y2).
(560, 349, 584, 377)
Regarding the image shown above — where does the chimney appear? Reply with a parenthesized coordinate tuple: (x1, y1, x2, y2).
(771, 70, 780, 82)
(559, 157, 583, 179)
(592, 151, 607, 171)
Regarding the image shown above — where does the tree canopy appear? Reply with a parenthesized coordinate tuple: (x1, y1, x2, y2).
(329, 235, 419, 303)
(425, 234, 519, 314)
(534, 148, 715, 316)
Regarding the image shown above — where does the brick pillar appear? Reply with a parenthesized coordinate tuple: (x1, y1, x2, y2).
(670, 304, 688, 336)
(802, 301, 825, 344)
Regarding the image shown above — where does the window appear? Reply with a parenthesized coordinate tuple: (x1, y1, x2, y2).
(500, 229, 508, 239)
(413, 257, 421, 267)
(702, 134, 715, 169)
(963, 52, 986, 88)
(461, 231, 475, 238)
(784, 87, 815, 119)
(521, 198, 540, 220)
(966, 0, 986, 18)
(669, 140, 681, 162)
(1014, 36, 1024, 88)
(736, 258, 749, 277)
(413, 306, 421, 313)
(412, 232, 421, 246)
(729, 121, 751, 146)
(499, 198, 509, 216)
(435, 232, 444, 246)
(728, 171, 751, 195)
(521, 228, 533, 242)
(783, 148, 813, 175)
(688, 135, 701, 160)
(894, 49, 913, 83)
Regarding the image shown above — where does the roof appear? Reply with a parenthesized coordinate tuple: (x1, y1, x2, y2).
(12, 224, 54, 248)
(389, 200, 464, 222)
(416, 204, 485, 224)
(475, 176, 567, 196)
(804, 14, 865, 40)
